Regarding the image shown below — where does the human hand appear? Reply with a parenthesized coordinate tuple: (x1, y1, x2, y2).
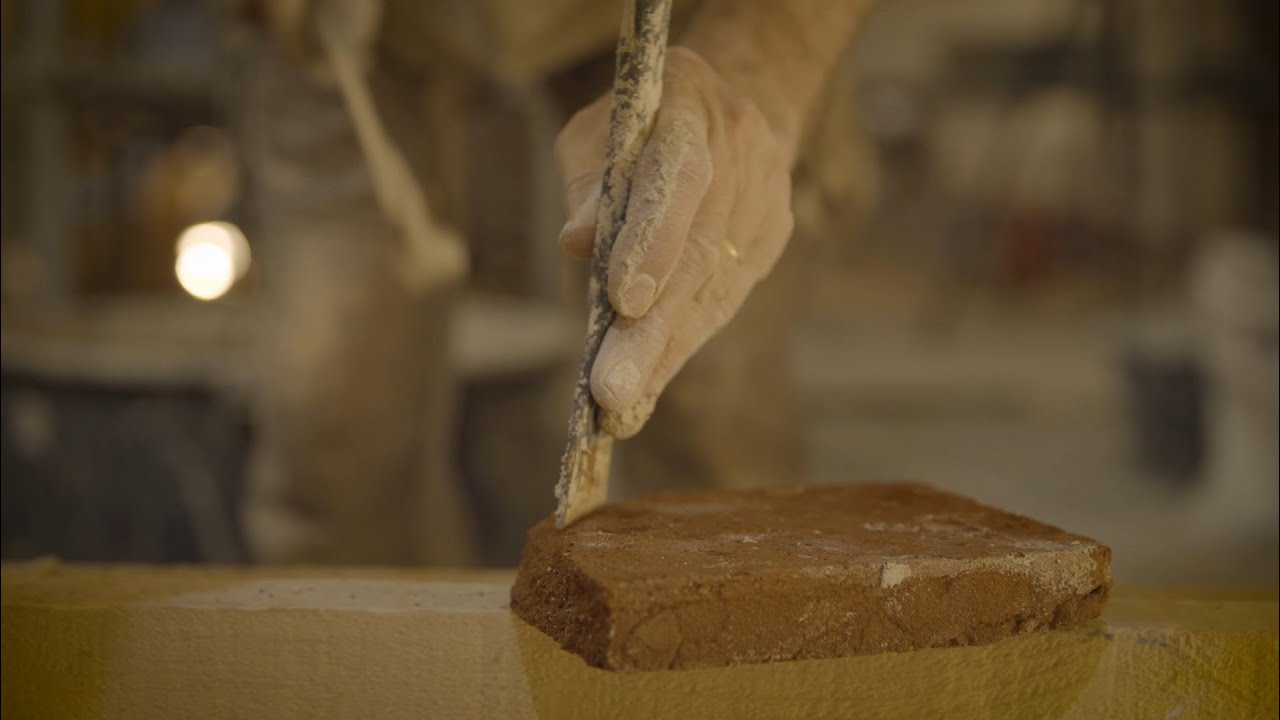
(556, 47, 795, 438)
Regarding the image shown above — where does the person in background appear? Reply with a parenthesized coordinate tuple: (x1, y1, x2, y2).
(243, 0, 873, 565)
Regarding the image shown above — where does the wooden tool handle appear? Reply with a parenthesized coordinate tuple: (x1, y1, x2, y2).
(555, 0, 673, 528)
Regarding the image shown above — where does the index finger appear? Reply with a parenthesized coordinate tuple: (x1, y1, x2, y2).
(555, 98, 610, 256)
(608, 106, 713, 319)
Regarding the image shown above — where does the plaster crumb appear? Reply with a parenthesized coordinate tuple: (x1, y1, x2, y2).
(864, 522, 921, 533)
(880, 562, 912, 588)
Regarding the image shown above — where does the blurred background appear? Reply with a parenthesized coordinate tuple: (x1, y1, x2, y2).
(1, 0, 1276, 585)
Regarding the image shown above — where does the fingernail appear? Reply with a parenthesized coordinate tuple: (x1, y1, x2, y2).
(558, 222, 584, 255)
(601, 359, 639, 407)
(559, 203, 596, 258)
(619, 274, 657, 316)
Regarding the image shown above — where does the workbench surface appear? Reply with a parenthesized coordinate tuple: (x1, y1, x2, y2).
(3, 561, 1276, 719)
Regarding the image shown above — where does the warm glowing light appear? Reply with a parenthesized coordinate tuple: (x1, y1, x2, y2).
(174, 222, 250, 301)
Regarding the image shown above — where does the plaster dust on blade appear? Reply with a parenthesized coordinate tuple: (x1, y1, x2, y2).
(555, 0, 673, 528)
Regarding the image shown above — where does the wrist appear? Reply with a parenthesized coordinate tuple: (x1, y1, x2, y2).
(678, 0, 870, 162)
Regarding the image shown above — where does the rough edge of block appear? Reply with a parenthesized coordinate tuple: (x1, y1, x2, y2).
(511, 486, 1114, 671)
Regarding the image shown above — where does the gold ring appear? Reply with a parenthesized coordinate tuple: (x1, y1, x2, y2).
(723, 239, 742, 261)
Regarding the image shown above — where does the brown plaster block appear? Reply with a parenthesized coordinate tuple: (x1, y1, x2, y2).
(511, 483, 1112, 671)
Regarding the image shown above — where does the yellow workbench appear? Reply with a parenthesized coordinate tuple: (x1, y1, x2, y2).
(2, 561, 1276, 719)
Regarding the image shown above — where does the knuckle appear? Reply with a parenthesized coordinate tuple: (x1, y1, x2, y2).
(662, 110, 704, 149)
(682, 236, 719, 276)
(678, 150, 713, 189)
(615, 315, 671, 361)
